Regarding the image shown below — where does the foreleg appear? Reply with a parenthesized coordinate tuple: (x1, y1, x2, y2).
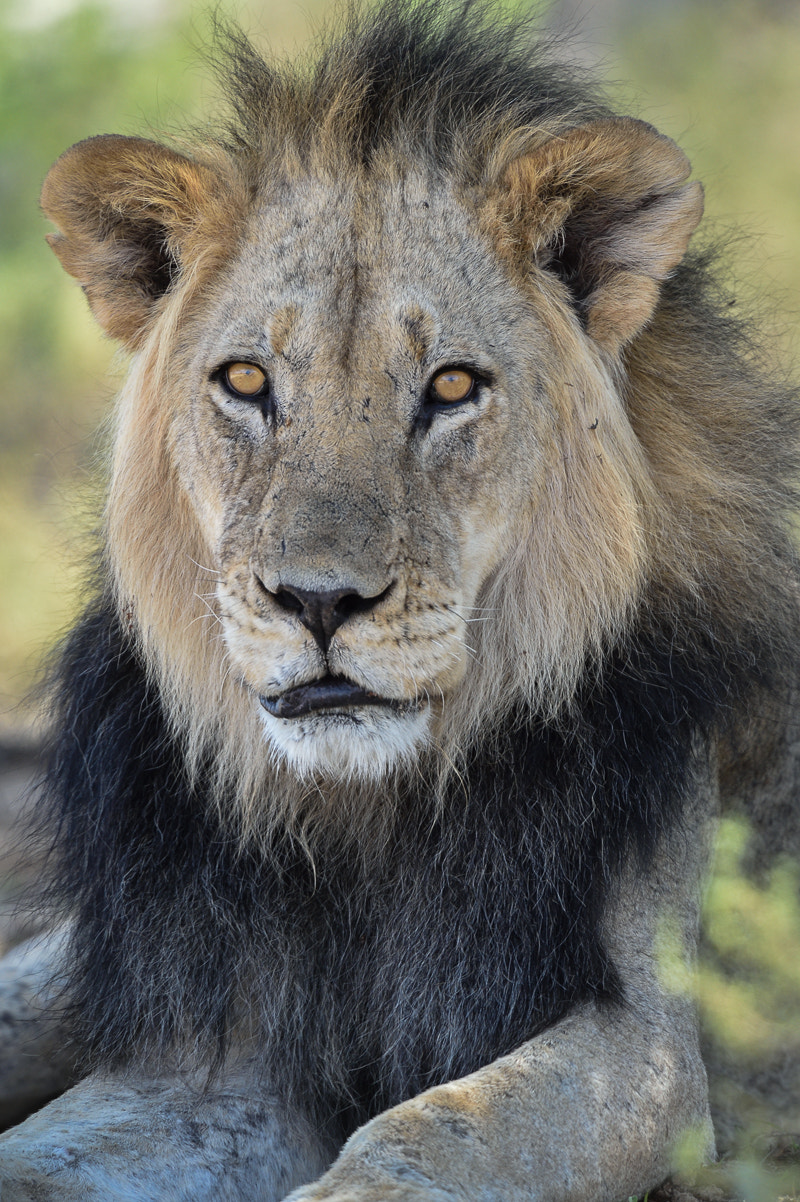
(285, 782, 717, 1202)
(0, 1067, 337, 1202)
(0, 927, 77, 1129)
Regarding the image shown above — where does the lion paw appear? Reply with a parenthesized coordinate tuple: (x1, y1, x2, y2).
(285, 1181, 456, 1202)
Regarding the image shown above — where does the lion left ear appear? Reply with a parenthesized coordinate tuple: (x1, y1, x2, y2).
(491, 117, 704, 355)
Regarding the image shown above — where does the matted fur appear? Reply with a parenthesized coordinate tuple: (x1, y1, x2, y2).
(23, 0, 800, 1159)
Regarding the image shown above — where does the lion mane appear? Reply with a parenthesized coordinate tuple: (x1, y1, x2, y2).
(32, 0, 799, 1144)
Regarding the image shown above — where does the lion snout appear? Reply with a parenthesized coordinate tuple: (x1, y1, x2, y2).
(256, 578, 395, 655)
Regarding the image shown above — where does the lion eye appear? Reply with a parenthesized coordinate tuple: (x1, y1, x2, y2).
(430, 368, 475, 404)
(223, 362, 268, 398)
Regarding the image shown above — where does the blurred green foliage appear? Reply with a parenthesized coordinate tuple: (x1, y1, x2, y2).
(0, 0, 205, 714)
(702, 821, 800, 1058)
(615, 0, 800, 342)
(699, 820, 800, 1201)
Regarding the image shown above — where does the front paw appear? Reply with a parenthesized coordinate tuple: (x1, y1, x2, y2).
(284, 1166, 457, 1202)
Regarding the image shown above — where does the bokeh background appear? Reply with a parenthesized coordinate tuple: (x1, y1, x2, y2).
(0, 0, 799, 1196)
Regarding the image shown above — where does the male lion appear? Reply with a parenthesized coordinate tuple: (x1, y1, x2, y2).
(0, 3, 798, 1200)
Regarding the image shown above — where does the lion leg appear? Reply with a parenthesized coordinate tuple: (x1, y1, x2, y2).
(285, 773, 717, 1202)
(0, 1067, 336, 1202)
(0, 926, 77, 1129)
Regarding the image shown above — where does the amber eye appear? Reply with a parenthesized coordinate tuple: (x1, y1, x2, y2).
(430, 368, 476, 404)
(223, 362, 268, 398)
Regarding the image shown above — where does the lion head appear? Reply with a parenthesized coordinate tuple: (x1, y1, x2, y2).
(40, 5, 796, 847)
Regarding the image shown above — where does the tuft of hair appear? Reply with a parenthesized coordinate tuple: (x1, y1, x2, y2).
(211, 0, 607, 182)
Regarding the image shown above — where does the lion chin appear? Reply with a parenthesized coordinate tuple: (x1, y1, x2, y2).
(257, 700, 432, 781)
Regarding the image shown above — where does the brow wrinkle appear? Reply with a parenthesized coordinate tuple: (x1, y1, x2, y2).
(400, 303, 435, 362)
(269, 302, 301, 359)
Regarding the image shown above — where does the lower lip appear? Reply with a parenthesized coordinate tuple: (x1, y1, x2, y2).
(259, 677, 401, 720)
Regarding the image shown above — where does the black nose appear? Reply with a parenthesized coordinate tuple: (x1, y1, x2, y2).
(268, 583, 391, 653)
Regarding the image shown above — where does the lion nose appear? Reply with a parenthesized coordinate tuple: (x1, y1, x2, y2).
(269, 584, 391, 653)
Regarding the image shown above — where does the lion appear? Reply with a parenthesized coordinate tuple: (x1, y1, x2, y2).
(0, 2, 798, 1199)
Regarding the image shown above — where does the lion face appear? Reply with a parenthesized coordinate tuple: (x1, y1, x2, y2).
(172, 174, 559, 779)
(41, 117, 702, 799)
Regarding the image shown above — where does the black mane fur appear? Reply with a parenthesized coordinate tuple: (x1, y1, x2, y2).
(215, 0, 609, 177)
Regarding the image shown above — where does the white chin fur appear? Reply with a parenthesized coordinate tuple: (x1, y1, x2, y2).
(258, 702, 432, 782)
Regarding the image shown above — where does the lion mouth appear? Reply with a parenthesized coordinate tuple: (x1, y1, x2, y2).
(259, 675, 403, 720)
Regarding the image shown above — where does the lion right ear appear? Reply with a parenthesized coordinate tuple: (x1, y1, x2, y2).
(41, 135, 237, 348)
(488, 117, 704, 356)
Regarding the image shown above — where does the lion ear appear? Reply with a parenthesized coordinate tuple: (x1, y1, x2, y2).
(496, 117, 704, 355)
(41, 134, 234, 348)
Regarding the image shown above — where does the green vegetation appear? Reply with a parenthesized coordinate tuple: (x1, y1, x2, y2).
(698, 821, 800, 1201)
(0, 0, 204, 714)
(614, 0, 800, 347)
(702, 820, 800, 1061)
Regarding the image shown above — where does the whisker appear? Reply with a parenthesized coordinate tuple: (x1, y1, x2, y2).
(192, 592, 224, 628)
(187, 555, 222, 577)
(185, 611, 221, 631)
(446, 630, 482, 666)
(217, 657, 239, 702)
(444, 603, 496, 627)
(446, 603, 497, 616)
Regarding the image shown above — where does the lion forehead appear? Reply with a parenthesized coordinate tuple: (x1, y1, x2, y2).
(210, 173, 530, 366)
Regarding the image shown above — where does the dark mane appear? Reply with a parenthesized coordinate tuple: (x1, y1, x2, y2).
(36, 568, 783, 1130)
(213, 0, 609, 178)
